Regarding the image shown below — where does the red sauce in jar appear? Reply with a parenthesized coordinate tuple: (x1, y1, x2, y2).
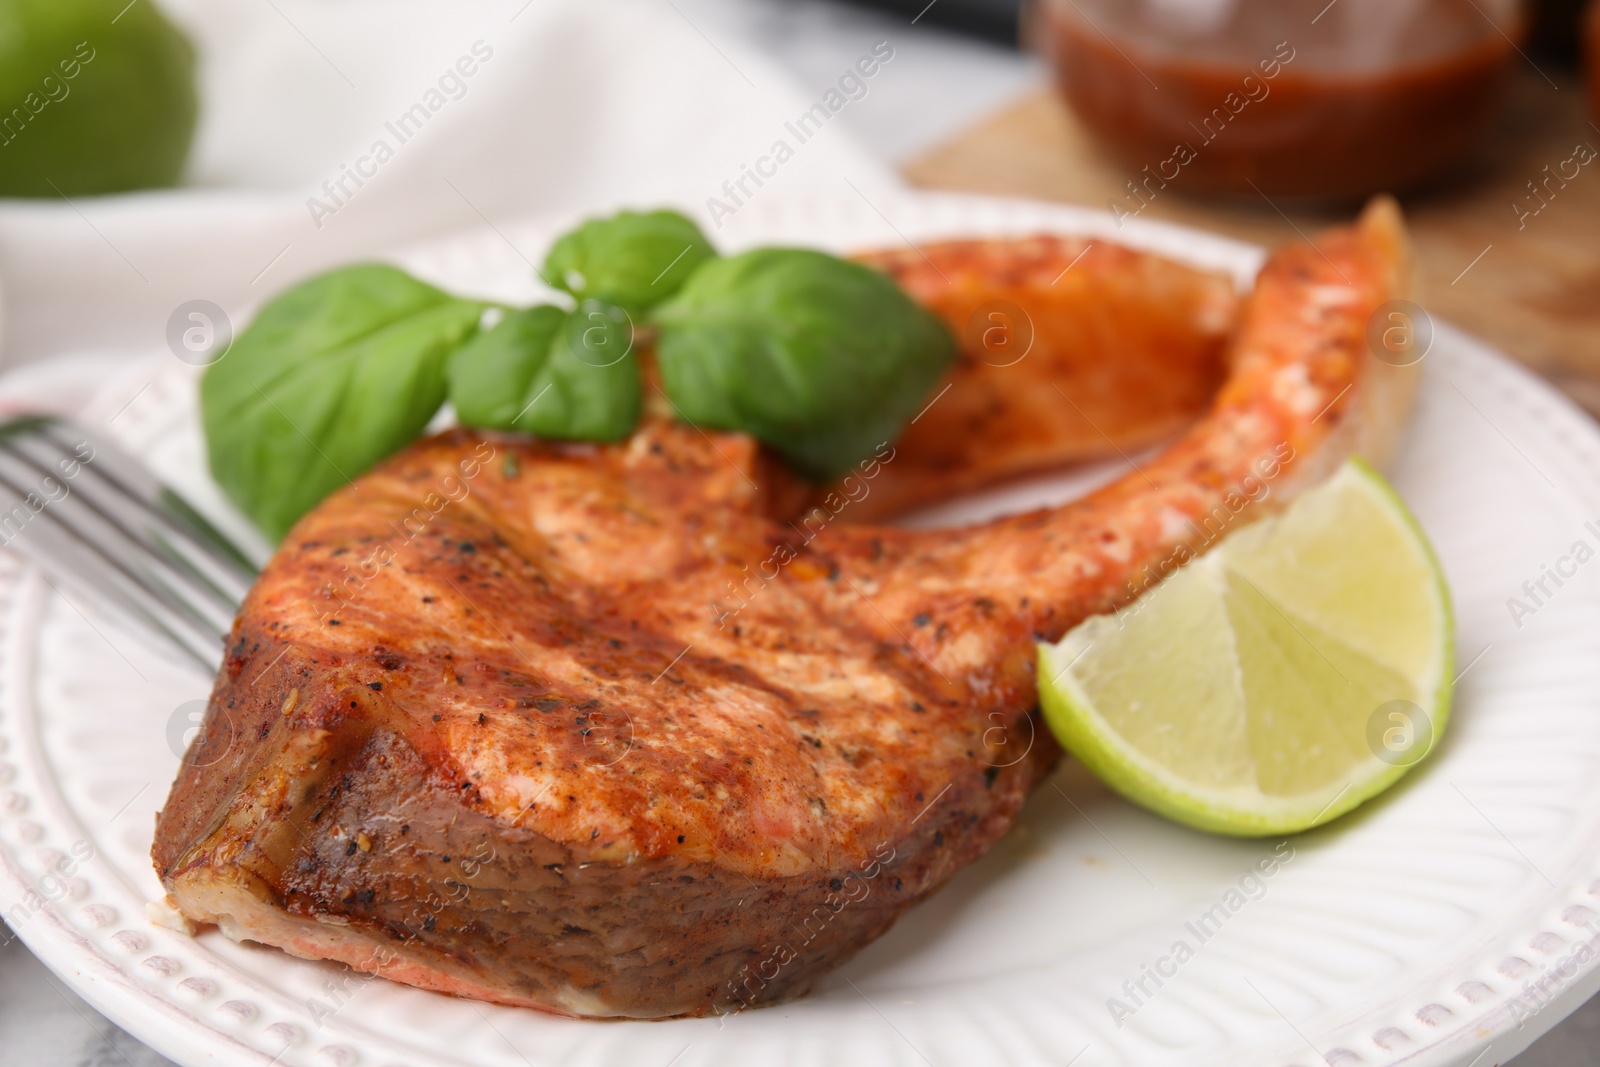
(1039, 0, 1524, 201)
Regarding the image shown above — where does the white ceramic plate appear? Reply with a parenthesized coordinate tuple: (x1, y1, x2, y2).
(3, 191, 1600, 1067)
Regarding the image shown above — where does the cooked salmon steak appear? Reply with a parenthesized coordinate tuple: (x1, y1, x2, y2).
(153, 202, 1414, 1019)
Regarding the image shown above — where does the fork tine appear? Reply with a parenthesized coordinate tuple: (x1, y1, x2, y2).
(37, 420, 257, 570)
(0, 482, 227, 671)
(0, 458, 232, 661)
(0, 435, 245, 618)
(0, 416, 260, 672)
(0, 422, 252, 604)
(32, 420, 257, 600)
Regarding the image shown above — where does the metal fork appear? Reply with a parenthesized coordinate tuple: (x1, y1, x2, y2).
(0, 416, 257, 672)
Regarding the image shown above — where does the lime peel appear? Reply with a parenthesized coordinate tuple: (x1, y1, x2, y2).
(1038, 458, 1454, 837)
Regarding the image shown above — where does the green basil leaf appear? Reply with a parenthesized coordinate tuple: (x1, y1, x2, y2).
(447, 304, 567, 429)
(201, 264, 484, 541)
(652, 248, 956, 480)
(448, 302, 642, 442)
(543, 209, 717, 313)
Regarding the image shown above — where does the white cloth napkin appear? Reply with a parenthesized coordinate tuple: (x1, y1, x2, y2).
(0, 0, 899, 369)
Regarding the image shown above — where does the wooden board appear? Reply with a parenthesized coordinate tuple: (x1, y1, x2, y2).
(904, 68, 1600, 416)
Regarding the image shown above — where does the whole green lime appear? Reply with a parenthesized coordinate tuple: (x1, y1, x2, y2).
(0, 0, 197, 197)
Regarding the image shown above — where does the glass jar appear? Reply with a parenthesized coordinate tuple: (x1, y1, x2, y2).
(1035, 0, 1526, 200)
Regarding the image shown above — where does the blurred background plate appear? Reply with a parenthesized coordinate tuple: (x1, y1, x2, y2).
(2, 190, 1600, 1067)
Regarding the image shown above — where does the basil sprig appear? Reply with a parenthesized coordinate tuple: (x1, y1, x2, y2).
(200, 207, 957, 541)
(201, 265, 484, 541)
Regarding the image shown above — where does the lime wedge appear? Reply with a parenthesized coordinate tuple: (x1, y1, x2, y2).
(1038, 459, 1453, 836)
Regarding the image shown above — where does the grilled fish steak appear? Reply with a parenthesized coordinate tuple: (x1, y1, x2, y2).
(154, 203, 1413, 1019)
